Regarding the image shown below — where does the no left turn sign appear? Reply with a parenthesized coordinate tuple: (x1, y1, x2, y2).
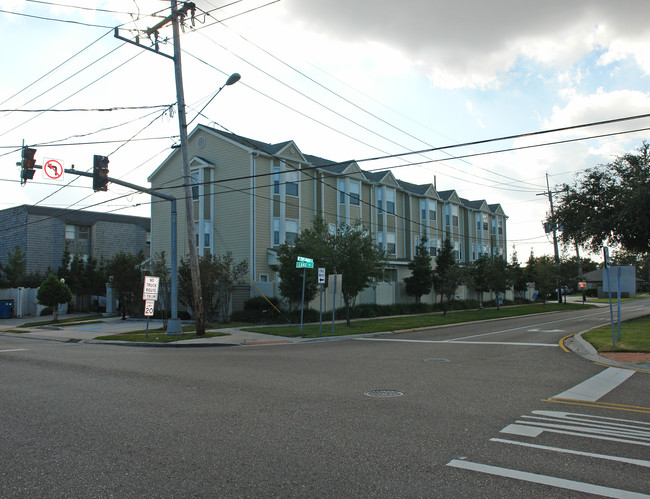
(43, 159, 64, 181)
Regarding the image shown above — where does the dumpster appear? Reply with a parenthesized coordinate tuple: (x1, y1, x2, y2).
(0, 299, 14, 319)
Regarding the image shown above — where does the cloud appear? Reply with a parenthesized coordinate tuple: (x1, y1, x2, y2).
(282, 0, 650, 88)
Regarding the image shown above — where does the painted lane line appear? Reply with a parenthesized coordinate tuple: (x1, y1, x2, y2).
(553, 367, 635, 402)
(446, 459, 650, 498)
(514, 419, 650, 441)
(0, 348, 27, 353)
(490, 438, 650, 468)
(355, 338, 558, 347)
(500, 423, 650, 446)
(532, 410, 650, 427)
(524, 411, 650, 434)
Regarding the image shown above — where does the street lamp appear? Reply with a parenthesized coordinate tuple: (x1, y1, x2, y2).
(187, 73, 241, 127)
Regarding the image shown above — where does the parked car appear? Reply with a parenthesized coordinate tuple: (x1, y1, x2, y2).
(555, 286, 573, 295)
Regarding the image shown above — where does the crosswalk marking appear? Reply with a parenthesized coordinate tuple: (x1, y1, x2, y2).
(553, 367, 636, 402)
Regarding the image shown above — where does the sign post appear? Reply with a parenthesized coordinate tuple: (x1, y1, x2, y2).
(143, 276, 160, 338)
(317, 268, 325, 336)
(296, 257, 314, 334)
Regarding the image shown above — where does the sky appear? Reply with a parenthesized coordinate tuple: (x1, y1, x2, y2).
(1, 0, 650, 263)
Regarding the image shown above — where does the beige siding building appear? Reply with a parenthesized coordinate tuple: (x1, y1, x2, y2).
(148, 125, 508, 305)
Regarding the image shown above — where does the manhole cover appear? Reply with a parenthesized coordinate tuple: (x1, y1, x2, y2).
(423, 358, 449, 362)
(364, 389, 404, 398)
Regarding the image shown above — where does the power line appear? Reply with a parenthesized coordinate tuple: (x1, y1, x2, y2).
(0, 8, 114, 28)
(0, 104, 174, 112)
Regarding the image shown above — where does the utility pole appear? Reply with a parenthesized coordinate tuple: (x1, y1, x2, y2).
(541, 173, 562, 304)
(116, 2, 205, 334)
(169, 0, 205, 335)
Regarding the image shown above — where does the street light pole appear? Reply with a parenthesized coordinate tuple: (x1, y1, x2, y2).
(170, 0, 205, 335)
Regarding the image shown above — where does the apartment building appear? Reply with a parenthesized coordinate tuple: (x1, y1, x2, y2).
(0, 205, 151, 277)
(147, 124, 508, 302)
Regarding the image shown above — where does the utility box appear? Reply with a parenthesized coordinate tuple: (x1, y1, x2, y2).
(0, 299, 14, 319)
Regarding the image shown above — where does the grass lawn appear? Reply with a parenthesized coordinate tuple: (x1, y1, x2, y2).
(582, 315, 650, 353)
(244, 303, 590, 338)
(94, 322, 247, 343)
(96, 329, 230, 343)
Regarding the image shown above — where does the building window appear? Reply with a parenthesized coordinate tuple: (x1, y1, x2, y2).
(328, 223, 336, 236)
(78, 226, 89, 240)
(452, 205, 459, 227)
(349, 181, 360, 206)
(259, 274, 269, 282)
(65, 225, 75, 239)
(420, 199, 426, 220)
(476, 213, 481, 232)
(498, 220, 503, 235)
(204, 221, 211, 248)
(445, 205, 450, 226)
(273, 166, 280, 194)
(285, 170, 298, 197)
(285, 219, 298, 245)
(386, 189, 395, 214)
(377, 188, 383, 213)
(377, 231, 384, 250)
(191, 171, 199, 200)
(338, 179, 346, 204)
(430, 239, 439, 257)
(386, 232, 396, 254)
(273, 218, 280, 246)
(428, 200, 436, 221)
(482, 214, 489, 231)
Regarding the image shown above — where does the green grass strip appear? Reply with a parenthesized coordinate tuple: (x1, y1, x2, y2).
(582, 315, 650, 353)
(244, 303, 590, 338)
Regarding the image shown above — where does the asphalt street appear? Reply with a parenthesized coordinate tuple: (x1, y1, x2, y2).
(1, 300, 648, 497)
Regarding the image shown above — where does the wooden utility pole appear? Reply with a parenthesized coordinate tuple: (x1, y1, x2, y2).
(170, 0, 205, 335)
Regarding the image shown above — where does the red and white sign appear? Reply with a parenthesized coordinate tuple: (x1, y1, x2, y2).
(43, 159, 64, 180)
(578, 281, 587, 288)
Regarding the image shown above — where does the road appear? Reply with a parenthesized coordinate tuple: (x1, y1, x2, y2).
(1, 300, 648, 497)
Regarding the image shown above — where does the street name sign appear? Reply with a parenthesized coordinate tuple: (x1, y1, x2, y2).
(296, 256, 314, 269)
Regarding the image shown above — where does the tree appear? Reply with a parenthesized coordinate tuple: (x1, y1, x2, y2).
(552, 141, 650, 255)
(0, 245, 27, 287)
(213, 252, 248, 322)
(105, 251, 145, 319)
(525, 251, 557, 304)
(466, 254, 491, 305)
(432, 238, 463, 315)
(488, 255, 511, 310)
(178, 251, 248, 324)
(37, 274, 72, 321)
(404, 235, 434, 303)
(331, 221, 385, 326)
(509, 248, 528, 300)
(275, 217, 333, 314)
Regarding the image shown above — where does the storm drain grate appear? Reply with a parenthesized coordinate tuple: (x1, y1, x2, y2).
(364, 389, 404, 398)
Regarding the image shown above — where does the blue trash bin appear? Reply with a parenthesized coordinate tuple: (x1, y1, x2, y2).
(0, 299, 14, 319)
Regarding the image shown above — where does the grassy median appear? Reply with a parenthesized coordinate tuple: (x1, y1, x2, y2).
(582, 315, 650, 353)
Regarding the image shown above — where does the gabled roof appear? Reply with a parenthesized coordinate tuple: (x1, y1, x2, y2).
(438, 189, 460, 203)
(362, 169, 398, 187)
(397, 179, 438, 198)
(460, 198, 489, 211)
(488, 203, 507, 217)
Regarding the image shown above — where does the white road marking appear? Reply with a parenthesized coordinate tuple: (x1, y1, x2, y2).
(446, 459, 650, 498)
(0, 348, 27, 353)
(500, 411, 650, 446)
(553, 367, 636, 402)
(490, 438, 650, 468)
(356, 338, 558, 347)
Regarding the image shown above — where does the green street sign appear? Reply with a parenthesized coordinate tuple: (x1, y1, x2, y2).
(296, 261, 314, 269)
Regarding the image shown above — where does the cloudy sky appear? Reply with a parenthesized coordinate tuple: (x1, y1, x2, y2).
(2, 0, 650, 262)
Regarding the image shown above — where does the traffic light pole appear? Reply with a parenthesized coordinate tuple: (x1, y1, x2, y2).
(64, 168, 182, 335)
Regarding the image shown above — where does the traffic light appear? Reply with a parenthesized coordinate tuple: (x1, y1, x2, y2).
(20, 146, 37, 184)
(93, 155, 109, 192)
